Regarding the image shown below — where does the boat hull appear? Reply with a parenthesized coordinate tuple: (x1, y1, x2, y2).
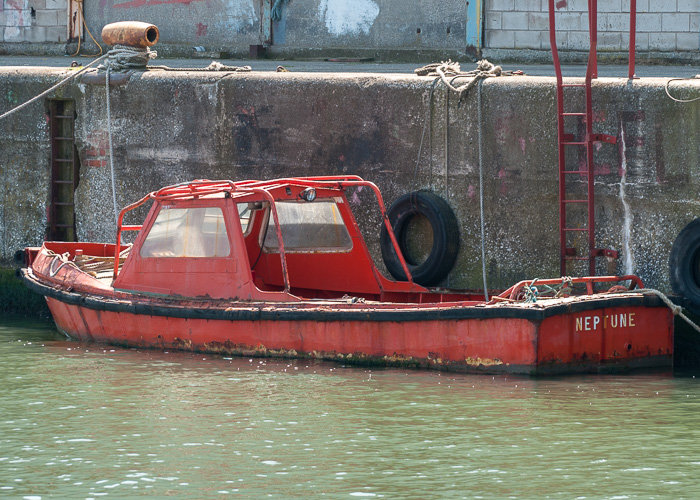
(26, 272, 673, 376)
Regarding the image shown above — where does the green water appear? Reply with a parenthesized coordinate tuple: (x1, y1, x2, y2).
(2, 314, 700, 499)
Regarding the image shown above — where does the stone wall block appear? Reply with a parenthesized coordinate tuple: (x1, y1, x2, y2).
(517, 0, 541, 12)
(690, 13, 699, 31)
(636, 13, 663, 32)
(4, 27, 26, 42)
(501, 11, 530, 30)
(46, 25, 65, 42)
(554, 30, 568, 48)
(676, 32, 699, 50)
(678, 0, 698, 12)
(649, 32, 678, 50)
(662, 12, 691, 31)
(628, 0, 650, 12)
(602, 13, 631, 31)
(27, 0, 47, 10)
(599, 32, 623, 50)
(599, 0, 623, 13)
(487, 0, 515, 12)
(648, 0, 675, 12)
(562, 0, 589, 11)
(23, 26, 47, 42)
(485, 29, 515, 48)
(567, 30, 593, 50)
(528, 12, 549, 31)
(36, 10, 59, 27)
(485, 12, 502, 30)
(45, 0, 67, 10)
(556, 12, 585, 31)
(514, 30, 542, 49)
(633, 32, 650, 51)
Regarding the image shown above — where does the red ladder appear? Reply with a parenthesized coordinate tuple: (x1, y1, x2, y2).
(548, 0, 636, 276)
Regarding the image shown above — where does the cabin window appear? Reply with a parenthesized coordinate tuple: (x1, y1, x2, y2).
(140, 207, 231, 258)
(263, 200, 352, 252)
(237, 203, 252, 234)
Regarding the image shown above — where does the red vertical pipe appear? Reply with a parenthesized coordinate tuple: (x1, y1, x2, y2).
(629, 0, 637, 79)
(587, 0, 598, 80)
(586, 0, 597, 275)
(548, 0, 567, 276)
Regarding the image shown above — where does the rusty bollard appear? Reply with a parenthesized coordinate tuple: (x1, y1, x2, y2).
(101, 21, 159, 48)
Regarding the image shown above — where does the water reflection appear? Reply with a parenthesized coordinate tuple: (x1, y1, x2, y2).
(1, 314, 700, 498)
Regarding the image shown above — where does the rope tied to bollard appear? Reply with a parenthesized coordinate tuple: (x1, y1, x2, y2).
(415, 59, 523, 103)
(0, 54, 108, 122)
(98, 45, 157, 72)
(412, 59, 523, 300)
(96, 45, 253, 73)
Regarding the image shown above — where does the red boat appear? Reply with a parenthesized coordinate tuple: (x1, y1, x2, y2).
(18, 177, 674, 375)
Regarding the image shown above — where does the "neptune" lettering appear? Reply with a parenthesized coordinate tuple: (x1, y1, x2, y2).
(575, 313, 636, 332)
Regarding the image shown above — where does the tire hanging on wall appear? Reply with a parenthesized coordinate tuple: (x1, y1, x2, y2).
(380, 191, 460, 286)
(669, 218, 700, 309)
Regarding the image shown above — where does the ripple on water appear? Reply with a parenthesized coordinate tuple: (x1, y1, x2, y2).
(1, 317, 700, 498)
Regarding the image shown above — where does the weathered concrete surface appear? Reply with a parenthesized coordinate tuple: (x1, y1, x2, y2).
(72, 0, 468, 61)
(1, 65, 700, 293)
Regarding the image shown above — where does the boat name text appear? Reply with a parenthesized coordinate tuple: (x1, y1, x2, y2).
(575, 312, 635, 332)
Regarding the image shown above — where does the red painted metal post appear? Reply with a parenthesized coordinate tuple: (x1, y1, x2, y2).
(629, 0, 637, 79)
(548, 0, 567, 276)
(586, 0, 597, 275)
(587, 0, 598, 80)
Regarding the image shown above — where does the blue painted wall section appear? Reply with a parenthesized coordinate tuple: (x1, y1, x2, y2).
(466, 0, 482, 56)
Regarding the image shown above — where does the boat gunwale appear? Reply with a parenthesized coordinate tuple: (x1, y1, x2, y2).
(20, 267, 671, 323)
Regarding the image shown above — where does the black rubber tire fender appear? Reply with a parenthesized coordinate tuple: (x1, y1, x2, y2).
(380, 191, 460, 286)
(669, 218, 700, 307)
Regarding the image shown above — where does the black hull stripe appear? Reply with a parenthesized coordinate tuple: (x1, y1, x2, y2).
(20, 269, 668, 323)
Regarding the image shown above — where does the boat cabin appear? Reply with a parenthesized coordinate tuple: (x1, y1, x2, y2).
(112, 177, 453, 303)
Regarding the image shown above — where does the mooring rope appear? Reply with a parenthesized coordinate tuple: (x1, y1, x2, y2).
(477, 79, 488, 301)
(98, 45, 157, 72)
(0, 54, 108, 121)
(622, 288, 700, 334)
(413, 59, 522, 297)
(415, 59, 521, 103)
(97, 45, 252, 73)
(97, 45, 252, 227)
(664, 76, 700, 103)
(149, 61, 252, 72)
(105, 67, 119, 227)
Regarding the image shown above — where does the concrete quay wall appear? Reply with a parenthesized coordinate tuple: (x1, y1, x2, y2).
(1, 67, 699, 292)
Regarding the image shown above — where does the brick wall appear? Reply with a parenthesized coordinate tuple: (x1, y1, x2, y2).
(2, 0, 67, 43)
(485, 0, 700, 52)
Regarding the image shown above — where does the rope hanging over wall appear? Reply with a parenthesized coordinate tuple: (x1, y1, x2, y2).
(412, 59, 523, 299)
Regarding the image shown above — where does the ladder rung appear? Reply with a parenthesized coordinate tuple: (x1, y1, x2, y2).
(562, 84, 586, 88)
(563, 256, 590, 261)
(562, 170, 588, 174)
(54, 114, 74, 119)
(562, 141, 586, 145)
(53, 180, 74, 184)
(562, 112, 585, 116)
(562, 199, 589, 203)
(563, 228, 589, 232)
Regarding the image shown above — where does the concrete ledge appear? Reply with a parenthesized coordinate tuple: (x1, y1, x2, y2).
(1, 65, 700, 294)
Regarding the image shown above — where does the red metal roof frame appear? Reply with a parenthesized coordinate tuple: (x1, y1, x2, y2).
(112, 176, 416, 288)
